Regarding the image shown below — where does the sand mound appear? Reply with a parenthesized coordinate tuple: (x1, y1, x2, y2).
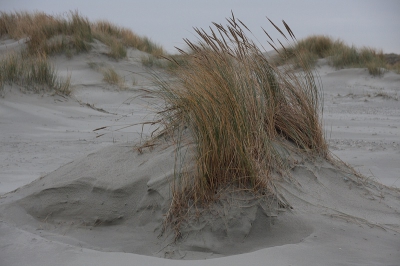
(0, 141, 311, 259)
(1, 138, 399, 261)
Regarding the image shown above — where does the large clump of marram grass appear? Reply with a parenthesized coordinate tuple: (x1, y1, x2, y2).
(156, 14, 328, 237)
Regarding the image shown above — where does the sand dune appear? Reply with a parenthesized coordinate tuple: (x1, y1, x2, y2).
(0, 37, 399, 266)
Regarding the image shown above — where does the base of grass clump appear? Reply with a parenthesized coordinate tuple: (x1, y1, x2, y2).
(153, 14, 328, 240)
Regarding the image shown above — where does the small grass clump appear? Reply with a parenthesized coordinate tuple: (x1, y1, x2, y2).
(329, 46, 386, 74)
(277, 35, 391, 76)
(92, 20, 164, 59)
(140, 55, 168, 68)
(141, 55, 157, 67)
(91, 21, 127, 59)
(384, 53, 400, 74)
(140, 55, 164, 67)
(278, 35, 337, 66)
(102, 67, 125, 89)
(0, 51, 71, 95)
(156, 15, 327, 236)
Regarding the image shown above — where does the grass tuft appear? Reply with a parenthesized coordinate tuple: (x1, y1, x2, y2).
(0, 51, 71, 95)
(140, 55, 156, 67)
(277, 35, 395, 76)
(101, 67, 125, 89)
(155, 15, 328, 237)
(91, 20, 164, 59)
(0, 10, 165, 95)
(0, 11, 165, 59)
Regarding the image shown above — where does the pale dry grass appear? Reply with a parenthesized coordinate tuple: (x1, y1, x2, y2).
(155, 15, 327, 237)
(277, 35, 391, 76)
(0, 51, 71, 95)
(91, 20, 164, 59)
(0, 10, 164, 95)
(0, 11, 165, 59)
(101, 67, 126, 89)
(0, 11, 92, 56)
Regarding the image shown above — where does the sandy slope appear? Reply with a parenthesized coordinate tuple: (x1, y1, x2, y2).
(319, 58, 400, 188)
(0, 40, 399, 266)
(0, 40, 160, 194)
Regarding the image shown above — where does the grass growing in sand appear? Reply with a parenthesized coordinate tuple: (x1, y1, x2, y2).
(102, 67, 126, 89)
(0, 51, 71, 95)
(0, 11, 93, 56)
(141, 55, 158, 67)
(0, 10, 166, 95)
(155, 15, 327, 237)
(277, 35, 399, 76)
(92, 20, 164, 59)
(0, 11, 165, 59)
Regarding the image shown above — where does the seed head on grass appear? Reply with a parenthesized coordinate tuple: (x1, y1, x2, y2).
(155, 15, 328, 236)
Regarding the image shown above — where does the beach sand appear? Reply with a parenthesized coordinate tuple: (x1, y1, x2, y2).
(0, 39, 399, 265)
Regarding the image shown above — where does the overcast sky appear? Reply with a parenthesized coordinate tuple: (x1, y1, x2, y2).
(2, 0, 399, 54)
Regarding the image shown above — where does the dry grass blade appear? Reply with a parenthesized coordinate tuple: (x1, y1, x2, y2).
(262, 27, 275, 44)
(237, 19, 251, 32)
(282, 20, 296, 40)
(267, 40, 280, 54)
(267, 17, 288, 40)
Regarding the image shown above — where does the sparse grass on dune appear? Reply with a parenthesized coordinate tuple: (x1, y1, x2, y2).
(0, 10, 165, 95)
(0, 51, 71, 95)
(140, 55, 158, 67)
(0, 11, 165, 59)
(92, 21, 165, 58)
(330, 45, 386, 74)
(140, 55, 170, 68)
(385, 53, 400, 74)
(156, 16, 327, 237)
(278, 35, 396, 76)
(101, 67, 126, 89)
(0, 11, 92, 56)
(277, 35, 336, 66)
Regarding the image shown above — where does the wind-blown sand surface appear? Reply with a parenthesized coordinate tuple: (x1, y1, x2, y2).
(0, 38, 399, 265)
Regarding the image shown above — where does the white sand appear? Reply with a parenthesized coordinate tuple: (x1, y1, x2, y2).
(0, 40, 399, 266)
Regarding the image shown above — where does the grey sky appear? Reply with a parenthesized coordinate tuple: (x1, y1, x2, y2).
(1, 0, 399, 54)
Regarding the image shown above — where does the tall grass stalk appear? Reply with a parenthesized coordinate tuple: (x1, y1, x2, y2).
(156, 15, 327, 234)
